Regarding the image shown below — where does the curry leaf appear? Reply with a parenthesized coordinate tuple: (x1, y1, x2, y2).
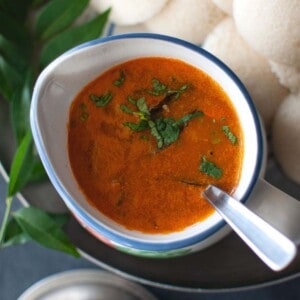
(7, 130, 35, 196)
(39, 8, 111, 68)
(13, 207, 80, 257)
(35, 0, 89, 41)
(0, 56, 23, 101)
(2, 210, 70, 248)
(28, 159, 48, 183)
(0, 0, 32, 22)
(0, 34, 28, 71)
(0, 10, 31, 53)
(10, 70, 32, 144)
(2, 218, 31, 247)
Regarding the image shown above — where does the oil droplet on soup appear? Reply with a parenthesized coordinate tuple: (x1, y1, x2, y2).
(68, 57, 243, 234)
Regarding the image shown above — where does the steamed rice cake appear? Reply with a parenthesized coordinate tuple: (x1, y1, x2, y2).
(203, 18, 288, 129)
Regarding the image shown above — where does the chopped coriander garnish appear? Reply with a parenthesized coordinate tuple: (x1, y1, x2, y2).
(147, 78, 189, 99)
(113, 69, 125, 87)
(148, 78, 168, 96)
(222, 125, 238, 144)
(127, 95, 137, 105)
(121, 95, 203, 149)
(123, 119, 149, 132)
(199, 156, 223, 179)
(79, 102, 89, 121)
(150, 117, 181, 148)
(89, 91, 113, 107)
(120, 104, 133, 114)
(175, 111, 204, 127)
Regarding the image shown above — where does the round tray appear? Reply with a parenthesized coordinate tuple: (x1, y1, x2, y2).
(1, 83, 300, 293)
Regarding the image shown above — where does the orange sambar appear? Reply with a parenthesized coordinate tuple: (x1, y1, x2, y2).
(68, 57, 243, 234)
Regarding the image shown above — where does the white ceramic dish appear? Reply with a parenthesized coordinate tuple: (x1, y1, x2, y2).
(30, 33, 263, 257)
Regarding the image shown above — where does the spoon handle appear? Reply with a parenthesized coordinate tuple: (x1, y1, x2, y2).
(203, 185, 297, 271)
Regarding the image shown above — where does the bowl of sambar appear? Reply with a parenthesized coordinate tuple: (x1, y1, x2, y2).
(30, 33, 263, 257)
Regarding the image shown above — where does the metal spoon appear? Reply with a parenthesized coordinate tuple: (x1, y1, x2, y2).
(202, 185, 297, 271)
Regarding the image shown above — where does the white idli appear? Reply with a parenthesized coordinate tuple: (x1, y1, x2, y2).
(233, 0, 300, 68)
(272, 92, 300, 184)
(203, 18, 288, 129)
(145, 0, 225, 44)
(212, 0, 232, 15)
(270, 61, 300, 94)
(90, 0, 168, 26)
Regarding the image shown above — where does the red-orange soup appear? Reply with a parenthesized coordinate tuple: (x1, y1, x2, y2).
(68, 57, 243, 234)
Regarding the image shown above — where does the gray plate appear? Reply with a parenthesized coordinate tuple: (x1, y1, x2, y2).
(1, 98, 300, 293)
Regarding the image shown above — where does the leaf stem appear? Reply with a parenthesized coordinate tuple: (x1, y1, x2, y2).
(0, 196, 13, 247)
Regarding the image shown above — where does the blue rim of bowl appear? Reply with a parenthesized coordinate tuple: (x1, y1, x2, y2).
(31, 33, 264, 252)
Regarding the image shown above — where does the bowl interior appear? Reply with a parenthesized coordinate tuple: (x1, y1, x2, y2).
(31, 34, 262, 246)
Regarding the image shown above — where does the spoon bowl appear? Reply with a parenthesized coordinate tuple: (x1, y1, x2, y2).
(202, 185, 297, 271)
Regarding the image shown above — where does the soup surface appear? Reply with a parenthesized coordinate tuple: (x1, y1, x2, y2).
(68, 57, 243, 233)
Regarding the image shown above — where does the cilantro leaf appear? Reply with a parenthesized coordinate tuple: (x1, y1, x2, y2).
(123, 119, 149, 132)
(176, 110, 204, 127)
(199, 156, 223, 179)
(222, 125, 238, 144)
(113, 69, 125, 87)
(89, 91, 113, 107)
(120, 104, 133, 114)
(148, 78, 168, 96)
(152, 118, 180, 148)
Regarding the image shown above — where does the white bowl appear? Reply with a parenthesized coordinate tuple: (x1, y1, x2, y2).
(30, 33, 264, 257)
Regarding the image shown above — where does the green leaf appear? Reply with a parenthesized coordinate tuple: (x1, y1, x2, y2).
(2, 210, 69, 248)
(0, 56, 23, 101)
(0, 34, 29, 71)
(123, 119, 149, 132)
(89, 91, 113, 107)
(0, 0, 32, 23)
(136, 97, 150, 115)
(7, 130, 35, 196)
(13, 207, 79, 257)
(10, 70, 32, 144)
(2, 218, 31, 247)
(35, 0, 89, 41)
(39, 8, 111, 68)
(0, 11, 31, 52)
(152, 118, 180, 148)
(199, 156, 223, 179)
(48, 212, 70, 228)
(113, 69, 126, 87)
(28, 159, 48, 183)
(222, 125, 238, 145)
(120, 104, 133, 114)
(175, 110, 204, 127)
(148, 78, 168, 96)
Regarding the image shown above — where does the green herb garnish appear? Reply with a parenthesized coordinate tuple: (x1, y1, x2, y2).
(89, 91, 113, 107)
(121, 94, 203, 149)
(123, 119, 149, 132)
(147, 78, 188, 99)
(120, 104, 133, 114)
(199, 156, 223, 179)
(175, 111, 204, 127)
(79, 102, 89, 121)
(113, 69, 125, 87)
(222, 125, 238, 144)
